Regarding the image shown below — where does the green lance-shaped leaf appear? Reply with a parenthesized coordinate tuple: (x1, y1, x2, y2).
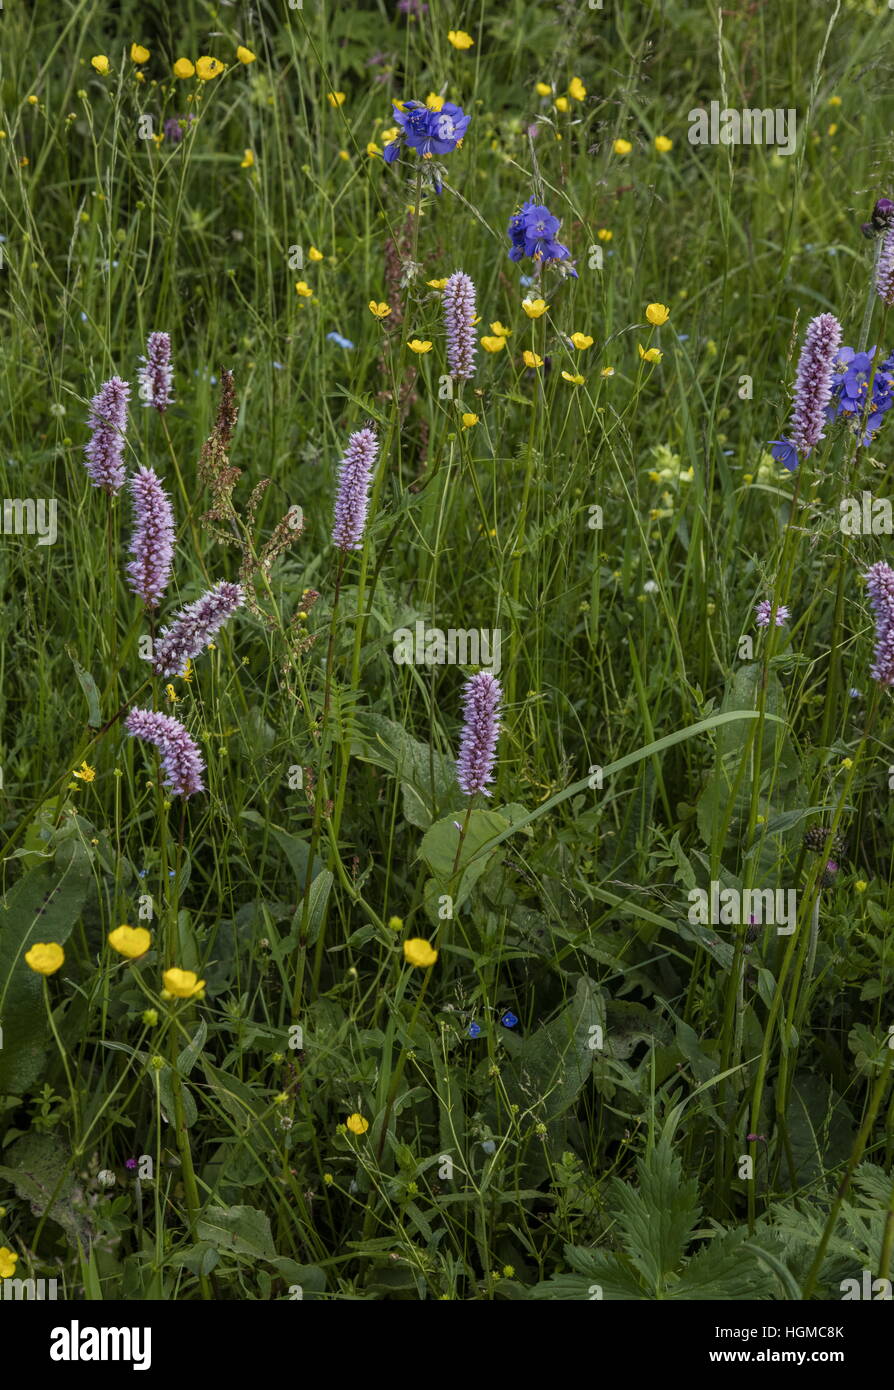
(0, 841, 91, 1093)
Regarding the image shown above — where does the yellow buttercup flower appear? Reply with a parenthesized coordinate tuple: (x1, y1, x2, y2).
(387, 916, 404, 930)
(597, 228, 613, 242)
(236, 46, 256, 65)
(403, 938, 438, 968)
(196, 56, 224, 81)
(240, 149, 255, 168)
(490, 321, 511, 337)
(91, 56, 110, 76)
(338, 150, 350, 161)
(638, 344, 662, 363)
(108, 925, 152, 959)
(554, 96, 569, 113)
(535, 82, 552, 97)
(568, 76, 586, 101)
(295, 281, 313, 297)
(173, 58, 195, 79)
(25, 942, 64, 976)
(130, 44, 150, 64)
(367, 141, 383, 156)
(165, 683, 180, 703)
(570, 333, 594, 350)
(408, 339, 433, 353)
(426, 93, 445, 111)
(645, 302, 670, 326)
(427, 278, 448, 290)
(828, 94, 842, 107)
(523, 350, 544, 368)
(462, 412, 479, 427)
(613, 138, 632, 154)
(654, 135, 673, 153)
(369, 300, 391, 319)
(308, 245, 324, 261)
(522, 297, 549, 319)
(601, 366, 615, 377)
(447, 30, 474, 49)
(346, 1113, 369, 1134)
(480, 335, 507, 353)
(328, 91, 346, 107)
(73, 761, 96, 782)
(0, 1248, 18, 1279)
(562, 371, 585, 385)
(162, 967, 205, 999)
(382, 126, 399, 142)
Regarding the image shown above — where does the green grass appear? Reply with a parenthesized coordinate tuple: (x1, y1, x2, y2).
(0, 0, 893, 1301)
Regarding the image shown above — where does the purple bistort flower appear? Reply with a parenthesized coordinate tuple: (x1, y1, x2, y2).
(151, 581, 244, 677)
(755, 600, 791, 628)
(865, 561, 894, 685)
(863, 197, 894, 238)
(163, 114, 195, 144)
(125, 707, 205, 797)
(84, 376, 130, 493)
(138, 331, 174, 413)
(126, 467, 175, 609)
(331, 426, 379, 552)
(877, 226, 894, 307)
(456, 671, 502, 796)
(443, 271, 477, 380)
(769, 313, 842, 471)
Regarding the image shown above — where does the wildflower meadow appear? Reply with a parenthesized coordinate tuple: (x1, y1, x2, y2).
(3, 0, 894, 1344)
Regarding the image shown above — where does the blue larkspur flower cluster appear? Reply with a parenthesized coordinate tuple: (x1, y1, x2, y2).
(380, 102, 579, 272)
(825, 346, 894, 444)
(383, 99, 470, 166)
(507, 200, 578, 276)
(771, 343, 894, 469)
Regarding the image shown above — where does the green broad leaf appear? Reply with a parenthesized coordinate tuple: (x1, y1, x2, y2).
(0, 1133, 95, 1244)
(529, 1246, 645, 1300)
(65, 645, 102, 728)
(18, 797, 61, 870)
(330, 386, 388, 428)
(268, 1258, 327, 1298)
(501, 975, 604, 1122)
(177, 1019, 207, 1079)
(351, 712, 461, 829)
(169, 1242, 221, 1278)
(786, 1074, 854, 1186)
(671, 1227, 774, 1300)
(419, 804, 528, 909)
(610, 1139, 700, 1295)
(604, 999, 672, 1061)
(196, 1204, 277, 1261)
(0, 841, 91, 1092)
(200, 1059, 265, 1127)
(458, 710, 785, 871)
(301, 868, 333, 946)
(239, 812, 325, 888)
(155, 1066, 198, 1128)
(696, 664, 802, 855)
